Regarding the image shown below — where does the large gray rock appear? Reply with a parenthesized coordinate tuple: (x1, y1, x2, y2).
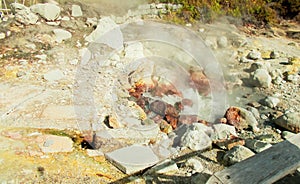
(274, 112, 300, 133)
(223, 145, 255, 166)
(11, 3, 39, 25)
(179, 123, 212, 151)
(105, 145, 159, 174)
(30, 3, 61, 21)
(250, 69, 272, 88)
(217, 36, 228, 48)
(53, 29, 72, 43)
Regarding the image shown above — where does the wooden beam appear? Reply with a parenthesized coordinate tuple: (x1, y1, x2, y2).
(207, 133, 300, 184)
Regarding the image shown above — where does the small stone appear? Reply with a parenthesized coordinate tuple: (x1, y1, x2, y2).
(105, 145, 159, 174)
(281, 131, 296, 140)
(71, 5, 83, 17)
(185, 158, 204, 173)
(30, 3, 61, 21)
(270, 50, 280, 59)
(274, 112, 300, 133)
(53, 29, 72, 43)
(217, 36, 228, 48)
(245, 139, 272, 153)
(223, 145, 255, 166)
(250, 69, 272, 88)
(262, 96, 280, 108)
(39, 135, 73, 153)
(43, 69, 64, 82)
(0, 33, 5, 39)
(247, 50, 261, 60)
(16, 71, 26, 78)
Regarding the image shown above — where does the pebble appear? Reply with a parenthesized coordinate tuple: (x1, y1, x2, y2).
(71, 5, 83, 17)
(16, 71, 26, 78)
(239, 56, 251, 63)
(247, 50, 261, 60)
(223, 145, 255, 166)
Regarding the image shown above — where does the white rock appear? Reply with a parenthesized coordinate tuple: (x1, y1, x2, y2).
(270, 50, 280, 59)
(105, 145, 159, 174)
(30, 3, 61, 21)
(39, 135, 73, 153)
(247, 50, 261, 60)
(72, 5, 83, 17)
(0, 33, 5, 39)
(185, 158, 204, 172)
(250, 69, 272, 88)
(53, 29, 72, 43)
(85, 17, 123, 49)
(263, 96, 280, 108)
(211, 123, 237, 140)
(11, 3, 39, 25)
(43, 69, 64, 82)
(179, 124, 212, 151)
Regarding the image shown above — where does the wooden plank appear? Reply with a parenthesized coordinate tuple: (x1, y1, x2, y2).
(207, 133, 300, 184)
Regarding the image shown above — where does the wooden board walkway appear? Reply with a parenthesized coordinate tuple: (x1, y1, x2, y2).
(207, 133, 300, 184)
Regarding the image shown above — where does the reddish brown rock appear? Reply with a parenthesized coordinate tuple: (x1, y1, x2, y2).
(189, 67, 210, 95)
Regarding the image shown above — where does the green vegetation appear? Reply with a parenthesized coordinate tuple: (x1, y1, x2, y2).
(151, 0, 300, 26)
